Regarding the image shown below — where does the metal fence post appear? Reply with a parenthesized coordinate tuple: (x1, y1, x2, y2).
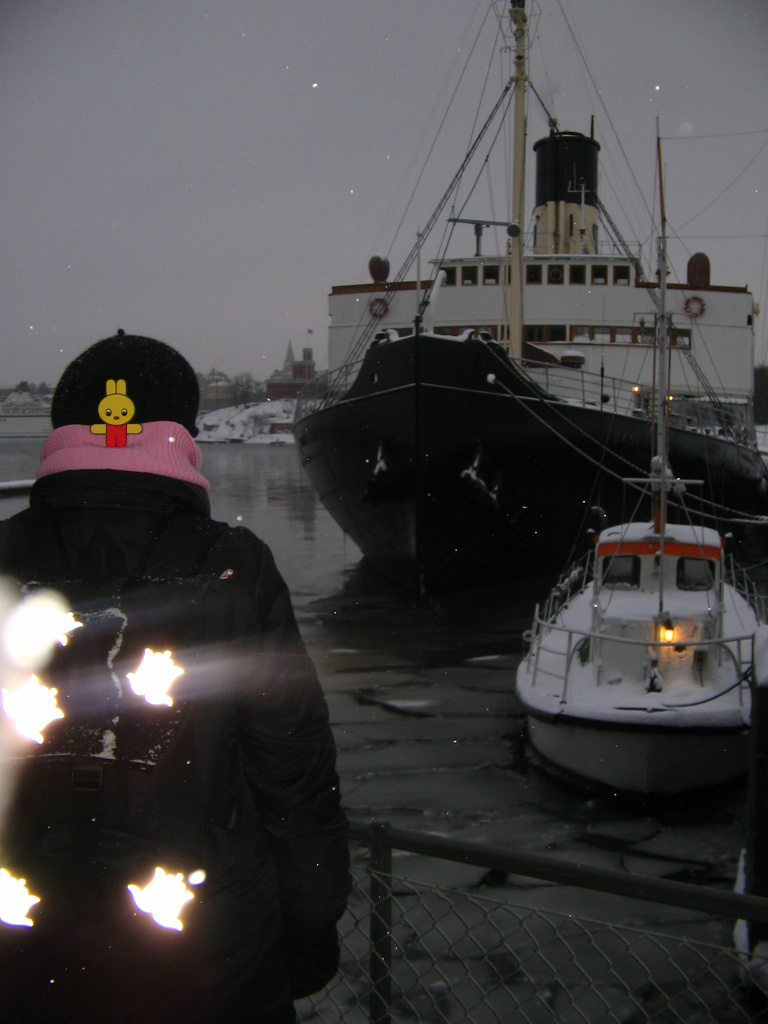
(369, 822, 393, 1024)
(747, 627, 768, 950)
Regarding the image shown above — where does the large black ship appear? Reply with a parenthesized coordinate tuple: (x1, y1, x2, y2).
(293, 3, 768, 594)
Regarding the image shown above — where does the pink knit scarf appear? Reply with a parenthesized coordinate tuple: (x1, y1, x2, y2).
(37, 422, 210, 492)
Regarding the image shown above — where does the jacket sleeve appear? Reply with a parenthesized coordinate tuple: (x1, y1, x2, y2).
(220, 529, 351, 997)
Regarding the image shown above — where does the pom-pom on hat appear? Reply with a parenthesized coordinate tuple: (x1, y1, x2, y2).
(51, 331, 200, 437)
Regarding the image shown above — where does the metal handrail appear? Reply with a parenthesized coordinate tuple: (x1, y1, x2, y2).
(295, 341, 757, 452)
(527, 611, 755, 699)
(348, 819, 768, 925)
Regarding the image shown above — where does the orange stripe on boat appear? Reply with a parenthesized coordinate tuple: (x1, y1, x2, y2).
(597, 540, 722, 560)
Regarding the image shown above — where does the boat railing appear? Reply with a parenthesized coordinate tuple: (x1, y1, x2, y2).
(294, 357, 368, 420)
(519, 359, 756, 446)
(724, 554, 768, 624)
(295, 340, 755, 449)
(525, 612, 755, 707)
(540, 549, 594, 622)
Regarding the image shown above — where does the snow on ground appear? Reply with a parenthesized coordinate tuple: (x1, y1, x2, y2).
(196, 400, 296, 444)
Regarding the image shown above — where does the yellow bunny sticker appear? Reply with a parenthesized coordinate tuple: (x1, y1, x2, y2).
(91, 379, 143, 448)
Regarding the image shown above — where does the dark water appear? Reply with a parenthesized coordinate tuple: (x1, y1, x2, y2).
(0, 439, 748, 893)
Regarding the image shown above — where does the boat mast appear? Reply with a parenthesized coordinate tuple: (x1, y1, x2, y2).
(653, 122, 670, 535)
(506, 0, 527, 359)
(654, 121, 671, 620)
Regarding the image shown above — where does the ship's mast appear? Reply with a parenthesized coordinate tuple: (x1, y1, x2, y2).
(507, 0, 527, 359)
(653, 124, 670, 536)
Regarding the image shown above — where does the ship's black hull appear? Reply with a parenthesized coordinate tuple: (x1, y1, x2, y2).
(293, 334, 768, 593)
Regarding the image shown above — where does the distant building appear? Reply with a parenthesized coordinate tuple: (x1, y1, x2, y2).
(197, 370, 239, 413)
(266, 343, 316, 400)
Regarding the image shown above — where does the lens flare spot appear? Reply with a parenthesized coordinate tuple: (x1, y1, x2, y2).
(128, 867, 194, 930)
(126, 649, 183, 707)
(2, 675, 64, 743)
(1, 591, 81, 670)
(0, 868, 40, 927)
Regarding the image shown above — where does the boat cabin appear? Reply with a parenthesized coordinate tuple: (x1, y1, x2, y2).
(596, 522, 723, 598)
(592, 521, 725, 688)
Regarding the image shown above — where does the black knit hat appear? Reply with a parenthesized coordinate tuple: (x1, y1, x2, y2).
(51, 332, 200, 437)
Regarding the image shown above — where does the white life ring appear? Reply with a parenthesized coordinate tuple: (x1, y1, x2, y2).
(684, 295, 706, 319)
(369, 297, 389, 319)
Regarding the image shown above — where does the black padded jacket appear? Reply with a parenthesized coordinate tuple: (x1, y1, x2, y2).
(0, 470, 350, 1024)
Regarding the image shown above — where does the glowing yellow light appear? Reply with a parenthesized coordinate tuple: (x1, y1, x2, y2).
(126, 649, 183, 707)
(2, 675, 64, 743)
(127, 867, 194, 931)
(1, 590, 80, 671)
(632, 385, 640, 393)
(0, 868, 40, 927)
(55, 612, 83, 647)
(664, 627, 675, 642)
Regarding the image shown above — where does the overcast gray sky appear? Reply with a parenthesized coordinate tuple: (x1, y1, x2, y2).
(1, 0, 767, 387)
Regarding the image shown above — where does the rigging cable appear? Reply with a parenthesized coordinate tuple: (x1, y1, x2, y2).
(484, 344, 768, 528)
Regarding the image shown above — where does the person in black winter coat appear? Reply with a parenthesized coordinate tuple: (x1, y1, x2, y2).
(0, 333, 350, 1024)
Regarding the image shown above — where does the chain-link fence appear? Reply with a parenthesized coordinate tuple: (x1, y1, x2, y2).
(296, 822, 768, 1024)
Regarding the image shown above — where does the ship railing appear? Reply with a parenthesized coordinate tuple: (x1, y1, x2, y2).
(525, 613, 755, 707)
(295, 357, 368, 420)
(295, 344, 756, 451)
(518, 359, 757, 448)
(520, 359, 641, 416)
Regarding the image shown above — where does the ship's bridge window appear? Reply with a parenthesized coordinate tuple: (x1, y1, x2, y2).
(570, 265, 586, 285)
(526, 265, 543, 284)
(462, 266, 478, 286)
(570, 325, 590, 342)
(613, 265, 631, 286)
(548, 264, 564, 284)
(443, 267, 457, 287)
(524, 326, 544, 343)
(677, 558, 716, 591)
(483, 264, 500, 285)
(601, 554, 641, 588)
(591, 265, 608, 285)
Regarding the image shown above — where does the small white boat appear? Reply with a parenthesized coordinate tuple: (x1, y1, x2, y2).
(516, 120, 767, 795)
(516, 502, 765, 794)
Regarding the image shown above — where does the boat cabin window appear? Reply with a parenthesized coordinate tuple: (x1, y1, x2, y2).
(591, 265, 608, 285)
(613, 265, 631, 286)
(548, 264, 564, 284)
(483, 264, 500, 285)
(526, 265, 543, 284)
(443, 267, 457, 287)
(462, 266, 478, 286)
(569, 265, 586, 285)
(601, 555, 641, 588)
(677, 557, 716, 591)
